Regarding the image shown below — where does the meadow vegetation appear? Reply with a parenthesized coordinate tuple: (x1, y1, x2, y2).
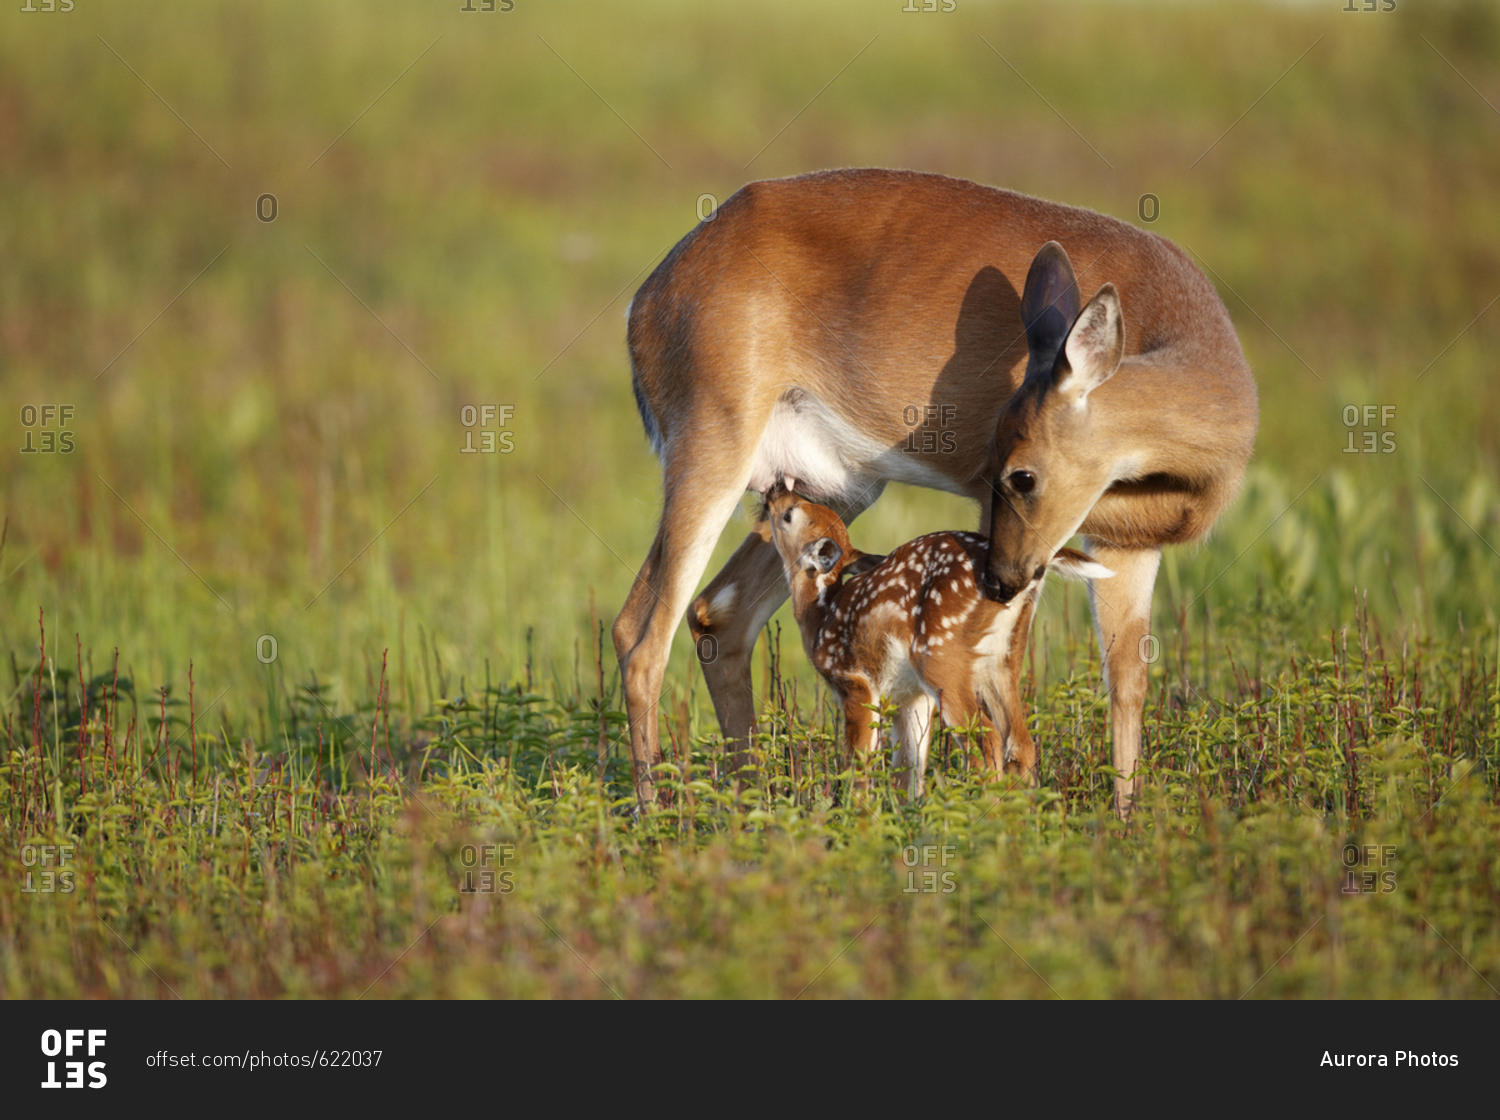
(2, 0, 1497, 997)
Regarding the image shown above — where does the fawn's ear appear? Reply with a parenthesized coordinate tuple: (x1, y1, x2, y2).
(843, 550, 885, 578)
(804, 537, 843, 575)
(1049, 547, 1115, 582)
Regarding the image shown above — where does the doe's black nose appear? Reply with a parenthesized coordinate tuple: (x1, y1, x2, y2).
(980, 569, 1014, 604)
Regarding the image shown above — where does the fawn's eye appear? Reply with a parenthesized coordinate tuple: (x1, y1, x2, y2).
(1009, 470, 1037, 495)
(783, 510, 793, 523)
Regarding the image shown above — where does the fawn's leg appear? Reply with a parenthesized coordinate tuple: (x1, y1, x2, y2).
(893, 693, 938, 799)
(842, 684, 879, 797)
(999, 588, 1041, 783)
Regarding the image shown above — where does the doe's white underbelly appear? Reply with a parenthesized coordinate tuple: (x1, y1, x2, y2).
(745, 389, 969, 503)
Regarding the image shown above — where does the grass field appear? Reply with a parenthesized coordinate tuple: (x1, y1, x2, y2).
(2, 0, 1498, 997)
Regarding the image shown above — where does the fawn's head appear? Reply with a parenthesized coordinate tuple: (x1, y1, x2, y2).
(761, 481, 859, 598)
(980, 241, 1126, 603)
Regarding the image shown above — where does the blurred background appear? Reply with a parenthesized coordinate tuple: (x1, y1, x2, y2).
(3, 0, 1498, 733)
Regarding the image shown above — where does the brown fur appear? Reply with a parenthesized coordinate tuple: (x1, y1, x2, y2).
(613, 169, 1257, 815)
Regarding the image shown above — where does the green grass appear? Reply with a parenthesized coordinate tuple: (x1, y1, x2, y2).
(3, 604, 1497, 997)
(2, 0, 1499, 997)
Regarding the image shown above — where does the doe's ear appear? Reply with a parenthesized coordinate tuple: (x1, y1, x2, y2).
(1049, 547, 1115, 582)
(1056, 284, 1124, 402)
(804, 537, 843, 575)
(1020, 241, 1082, 384)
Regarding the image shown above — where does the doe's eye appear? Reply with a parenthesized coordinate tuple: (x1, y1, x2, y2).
(1009, 470, 1037, 495)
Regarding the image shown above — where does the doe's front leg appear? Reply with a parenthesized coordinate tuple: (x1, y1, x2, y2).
(1082, 542, 1162, 820)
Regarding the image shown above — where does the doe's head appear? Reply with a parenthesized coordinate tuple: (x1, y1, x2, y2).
(981, 241, 1126, 603)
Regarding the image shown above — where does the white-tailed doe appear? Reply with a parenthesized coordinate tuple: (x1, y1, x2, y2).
(614, 168, 1256, 817)
(763, 483, 1112, 797)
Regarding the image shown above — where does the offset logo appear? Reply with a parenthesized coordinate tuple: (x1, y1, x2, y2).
(458, 843, 516, 894)
(19, 404, 77, 454)
(20, 844, 76, 893)
(459, 405, 516, 454)
(40, 1029, 106, 1089)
